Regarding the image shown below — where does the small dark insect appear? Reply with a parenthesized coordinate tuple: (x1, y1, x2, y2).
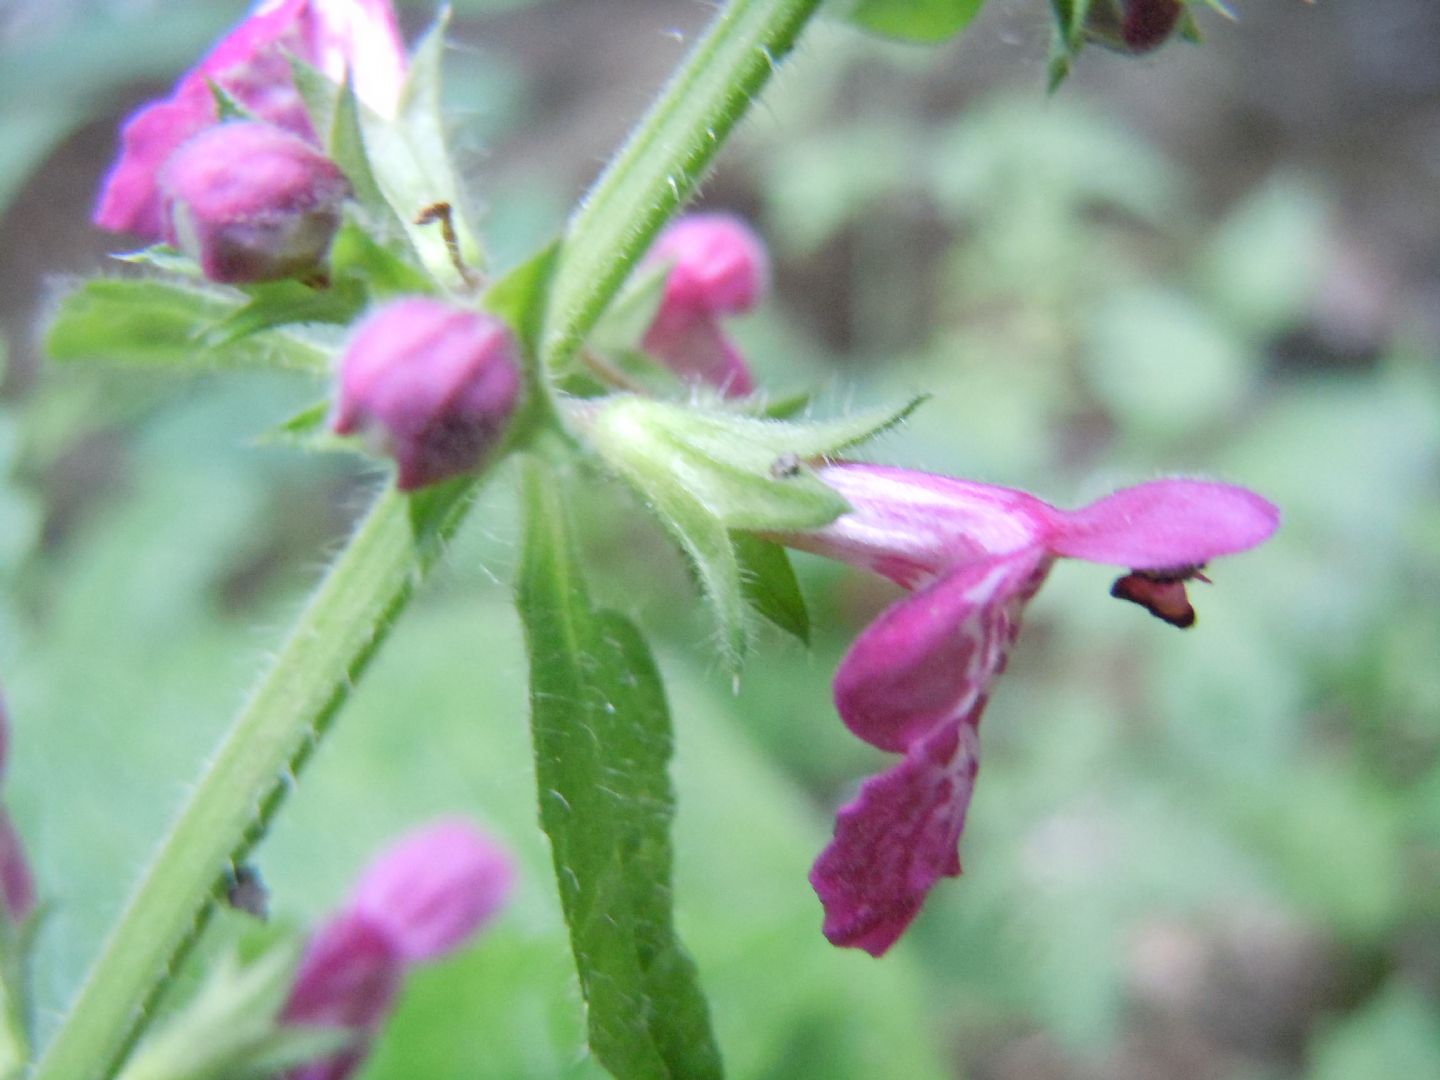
(223, 863, 269, 920)
(770, 452, 802, 479)
(1109, 564, 1210, 629)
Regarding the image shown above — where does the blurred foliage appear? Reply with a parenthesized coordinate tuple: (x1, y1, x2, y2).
(2, 3, 1439, 1079)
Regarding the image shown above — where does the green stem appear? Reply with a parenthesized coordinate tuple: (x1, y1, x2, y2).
(543, 0, 823, 367)
(33, 1, 821, 1076)
(30, 483, 471, 1080)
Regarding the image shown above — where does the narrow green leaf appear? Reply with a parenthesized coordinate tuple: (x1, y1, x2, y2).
(46, 279, 331, 375)
(362, 13, 485, 286)
(205, 81, 255, 123)
(758, 388, 813, 419)
(292, 57, 425, 278)
(517, 460, 723, 1080)
(204, 280, 365, 347)
(655, 484, 751, 670)
(1046, 0, 1092, 90)
(329, 74, 401, 230)
(844, 0, 985, 43)
(289, 56, 341, 149)
(256, 400, 332, 449)
(733, 533, 810, 643)
(405, 473, 480, 550)
(114, 245, 198, 275)
(483, 242, 560, 358)
(328, 219, 433, 298)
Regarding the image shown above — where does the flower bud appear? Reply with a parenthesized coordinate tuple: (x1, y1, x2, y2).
(1082, 0, 1185, 55)
(331, 299, 523, 491)
(346, 818, 514, 963)
(280, 912, 403, 1080)
(158, 121, 350, 284)
(94, 0, 406, 239)
(277, 820, 515, 1080)
(640, 213, 769, 397)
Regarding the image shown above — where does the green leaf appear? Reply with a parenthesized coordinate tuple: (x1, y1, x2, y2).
(292, 57, 426, 278)
(483, 242, 561, 358)
(329, 74, 398, 227)
(517, 460, 724, 1080)
(203, 280, 366, 348)
(205, 81, 255, 124)
(1045, 0, 1093, 90)
(405, 473, 481, 551)
(733, 533, 810, 643)
(46, 280, 332, 375)
(844, 0, 985, 43)
(329, 219, 434, 298)
(361, 13, 486, 286)
(114, 245, 200, 275)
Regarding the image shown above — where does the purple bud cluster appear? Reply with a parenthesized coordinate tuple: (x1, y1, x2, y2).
(94, 0, 407, 282)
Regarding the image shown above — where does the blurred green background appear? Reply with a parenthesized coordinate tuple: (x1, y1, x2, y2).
(2, 1, 1439, 1077)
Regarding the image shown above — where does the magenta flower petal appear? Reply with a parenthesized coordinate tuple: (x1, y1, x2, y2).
(638, 213, 767, 396)
(811, 715, 979, 956)
(646, 213, 768, 315)
(347, 818, 514, 963)
(93, 94, 215, 238)
(281, 910, 404, 1080)
(834, 549, 1049, 753)
(1048, 479, 1280, 570)
(791, 464, 1056, 588)
(640, 312, 755, 397)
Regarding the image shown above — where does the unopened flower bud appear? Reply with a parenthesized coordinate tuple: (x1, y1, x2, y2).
(1082, 0, 1185, 55)
(159, 121, 350, 284)
(347, 818, 514, 963)
(640, 213, 769, 397)
(331, 299, 522, 491)
(278, 819, 514, 1080)
(280, 912, 403, 1080)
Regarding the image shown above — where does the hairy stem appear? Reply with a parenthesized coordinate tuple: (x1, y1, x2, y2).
(33, 1, 822, 1076)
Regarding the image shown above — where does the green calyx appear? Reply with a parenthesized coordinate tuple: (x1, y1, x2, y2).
(581, 394, 922, 668)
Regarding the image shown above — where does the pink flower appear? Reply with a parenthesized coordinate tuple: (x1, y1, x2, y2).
(281, 820, 514, 1080)
(639, 213, 768, 397)
(281, 912, 403, 1080)
(347, 818, 515, 963)
(159, 121, 350, 283)
(777, 465, 1279, 955)
(94, 0, 405, 240)
(330, 298, 523, 491)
